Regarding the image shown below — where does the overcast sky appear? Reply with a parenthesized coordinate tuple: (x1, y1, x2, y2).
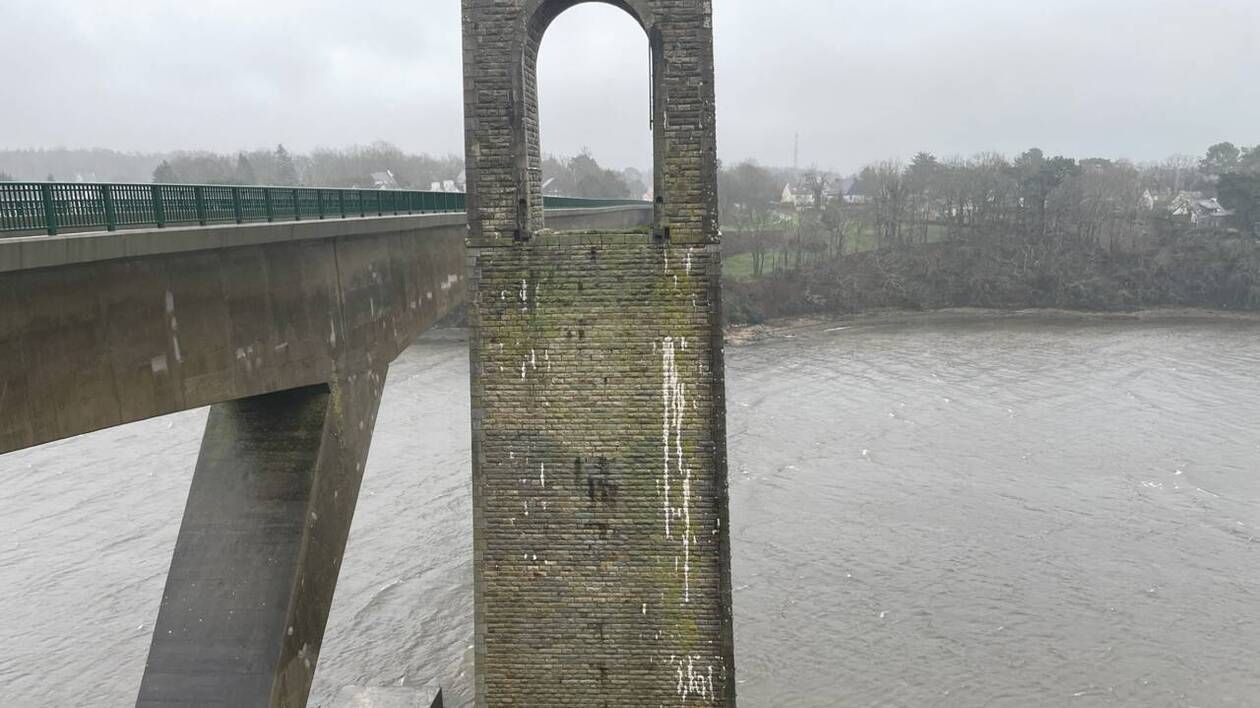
(2, 0, 1257, 173)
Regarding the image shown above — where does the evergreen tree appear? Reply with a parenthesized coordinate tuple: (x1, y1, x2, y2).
(1218, 172, 1260, 238)
(275, 144, 299, 186)
(1202, 142, 1241, 176)
(235, 153, 257, 185)
(152, 161, 177, 183)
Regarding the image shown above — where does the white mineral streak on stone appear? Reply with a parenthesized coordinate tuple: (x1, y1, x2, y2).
(441, 273, 459, 291)
(685, 247, 694, 274)
(682, 476, 692, 602)
(661, 338, 677, 539)
(539, 462, 546, 487)
(662, 336, 692, 602)
(673, 655, 714, 702)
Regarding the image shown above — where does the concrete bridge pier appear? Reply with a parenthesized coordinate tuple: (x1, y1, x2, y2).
(137, 367, 388, 708)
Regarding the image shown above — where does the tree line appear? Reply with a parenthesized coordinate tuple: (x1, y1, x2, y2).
(542, 150, 645, 200)
(0, 144, 644, 200)
(150, 142, 463, 190)
(720, 143, 1260, 322)
(720, 142, 1260, 279)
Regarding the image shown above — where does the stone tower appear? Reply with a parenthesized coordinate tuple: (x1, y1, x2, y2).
(463, 0, 734, 705)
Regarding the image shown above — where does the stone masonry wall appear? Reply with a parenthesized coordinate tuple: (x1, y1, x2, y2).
(469, 234, 733, 705)
(464, 0, 733, 704)
(463, 0, 719, 245)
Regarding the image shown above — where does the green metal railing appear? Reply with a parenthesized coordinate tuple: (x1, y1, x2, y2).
(0, 181, 646, 236)
(536, 195, 646, 210)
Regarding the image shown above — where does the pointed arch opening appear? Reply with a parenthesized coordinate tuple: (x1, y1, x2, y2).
(535, 4, 653, 207)
(515, 0, 665, 235)
(462, 0, 717, 245)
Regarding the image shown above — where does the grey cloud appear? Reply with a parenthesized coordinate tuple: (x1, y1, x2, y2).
(2, 0, 1257, 172)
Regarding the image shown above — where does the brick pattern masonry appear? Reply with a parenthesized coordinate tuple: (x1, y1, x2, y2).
(463, 0, 734, 705)
(470, 236, 732, 704)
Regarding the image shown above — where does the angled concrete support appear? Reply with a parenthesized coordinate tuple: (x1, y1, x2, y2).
(137, 367, 388, 708)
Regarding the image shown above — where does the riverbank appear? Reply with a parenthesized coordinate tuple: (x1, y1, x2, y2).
(724, 306, 1260, 345)
(724, 231, 1260, 326)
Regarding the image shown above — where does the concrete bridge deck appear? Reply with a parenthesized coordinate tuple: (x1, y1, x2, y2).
(0, 205, 649, 454)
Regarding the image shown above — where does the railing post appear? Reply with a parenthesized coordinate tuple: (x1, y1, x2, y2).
(293, 188, 302, 221)
(40, 183, 58, 236)
(231, 187, 243, 224)
(264, 188, 274, 222)
(338, 190, 346, 219)
(102, 184, 118, 232)
(360, 190, 366, 218)
(317, 190, 325, 220)
(194, 185, 207, 226)
(152, 185, 166, 228)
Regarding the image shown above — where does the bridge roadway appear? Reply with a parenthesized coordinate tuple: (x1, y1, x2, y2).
(0, 204, 649, 707)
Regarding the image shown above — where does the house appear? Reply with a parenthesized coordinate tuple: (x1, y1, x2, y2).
(430, 171, 467, 193)
(781, 183, 796, 206)
(781, 182, 820, 208)
(371, 170, 399, 190)
(1168, 191, 1235, 228)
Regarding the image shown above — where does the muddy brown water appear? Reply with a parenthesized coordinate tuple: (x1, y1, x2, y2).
(3, 314, 1259, 706)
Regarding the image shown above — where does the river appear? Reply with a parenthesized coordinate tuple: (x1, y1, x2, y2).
(2, 313, 1259, 707)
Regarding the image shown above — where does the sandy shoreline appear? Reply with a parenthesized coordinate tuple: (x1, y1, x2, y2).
(429, 306, 1260, 348)
(724, 307, 1260, 345)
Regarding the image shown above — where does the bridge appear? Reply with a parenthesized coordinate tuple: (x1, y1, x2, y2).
(0, 1, 733, 706)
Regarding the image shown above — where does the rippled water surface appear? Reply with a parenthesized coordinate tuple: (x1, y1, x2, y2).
(3, 316, 1259, 706)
